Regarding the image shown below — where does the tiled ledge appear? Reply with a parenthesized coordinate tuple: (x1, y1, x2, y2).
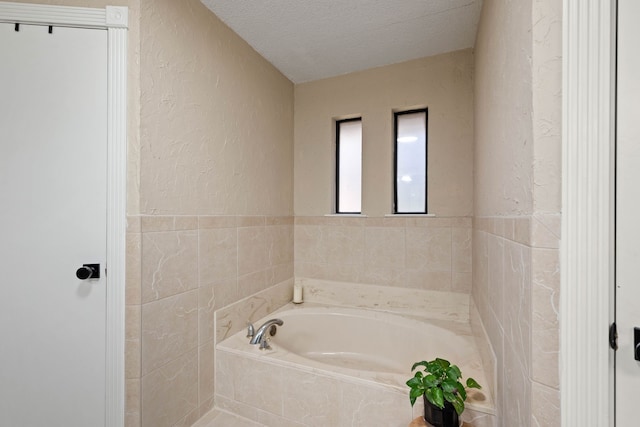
(295, 215, 472, 227)
(473, 214, 560, 248)
(296, 277, 470, 323)
(126, 214, 294, 232)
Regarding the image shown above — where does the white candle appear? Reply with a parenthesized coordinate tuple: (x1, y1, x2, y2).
(293, 282, 303, 303)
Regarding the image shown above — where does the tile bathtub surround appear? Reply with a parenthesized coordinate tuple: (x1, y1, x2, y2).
(294, 216, 472, 292)
(471, 215, 560, 427)
(215, 294, 497, 427)
(125, 215, 293, 427)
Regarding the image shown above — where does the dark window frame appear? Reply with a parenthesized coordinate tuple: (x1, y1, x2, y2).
(335, 117, 363, 214)
(393, 108, 428, 214)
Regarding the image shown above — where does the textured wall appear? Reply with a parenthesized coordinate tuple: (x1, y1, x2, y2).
(474, 0, 534, 217)
(472, 1, 562, 426)
(133, 1, 295, 426)
(294, 50, 474, 217)
(140, 0, 293, 216)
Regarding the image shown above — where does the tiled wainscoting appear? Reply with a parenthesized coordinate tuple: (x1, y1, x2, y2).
(125, 215, 294, 427)
(472, 214, 560, 427)
(294, 216, 472, 292)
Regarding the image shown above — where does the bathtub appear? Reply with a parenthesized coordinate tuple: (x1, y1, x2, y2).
(216, 303, 495, 426)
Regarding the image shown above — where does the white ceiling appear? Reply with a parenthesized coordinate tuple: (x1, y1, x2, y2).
(200, 0, 483, 83)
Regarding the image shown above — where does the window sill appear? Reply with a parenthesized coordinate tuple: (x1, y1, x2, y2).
(324, 214, 368, 217)
(384, 213, 435, 217)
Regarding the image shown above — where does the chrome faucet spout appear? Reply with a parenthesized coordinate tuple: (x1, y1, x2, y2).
(249, 318, 284, 346)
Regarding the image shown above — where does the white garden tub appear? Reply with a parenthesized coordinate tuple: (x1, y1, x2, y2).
(216, 304, 495, 426)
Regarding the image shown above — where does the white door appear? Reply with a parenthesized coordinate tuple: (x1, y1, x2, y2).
(0, 22, 108, 426)
(616, 1, 640, 425)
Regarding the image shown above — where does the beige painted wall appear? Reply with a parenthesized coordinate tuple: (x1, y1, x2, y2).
(139, 0, 293, 216)
(474, 0, 534, 217)
(294, 49, 474, 217)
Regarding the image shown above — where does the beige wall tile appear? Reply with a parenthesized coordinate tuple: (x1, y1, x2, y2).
(282, 370, 342, 426)
(266, 224, 294, 266)
(125, 378, 141, 427)
(140, 216, 198, 232)
(199, 341, 215, 406)
(324, 225, 365, 265)
(265, 216, 294, 226)
(487, 235, 505, 325)
(127, 216, 142, 233)
(215, 350, 235, 400)
(126, 305, 141, 379)
(531, 382, 560, 427)
(237, 270, 267, 299)
(141, 290, 198, 375)
(294, 225, 327, 263)
(364, 227, 405, 269)
(211, 278, 239, 311)
(503, 241, 531, 371)
(234, 357, 284, 415)
(503, 339, 531, 427)
(214, 279, 293, 342)
(237, 226, 268, 276)
(530, 213, 561, 249)
(339, 381, 407, 426)
(141, 231, 198, 303)
(405, 270, 452, 291)
(198, 285, 215, 345)
(452, 227, 472, 273)
(141, 349, 198, 427)
(472, 231, 489, 308)
(126, 232, 142, 305)
(406, 227, 452, 271)
(199, 228, 238, 284)
(453, 272, 472, 293)
(531, 248, 560, 388)
(267, 262, 294, 286)
(198, 216, 237, 229)
(237, 216, 266, 227)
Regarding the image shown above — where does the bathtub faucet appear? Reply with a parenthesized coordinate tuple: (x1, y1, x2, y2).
(249, 318, 284, 350)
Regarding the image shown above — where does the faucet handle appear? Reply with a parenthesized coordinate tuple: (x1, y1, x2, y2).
(246, 322, 255, 340)
(259, 338, 272, 351)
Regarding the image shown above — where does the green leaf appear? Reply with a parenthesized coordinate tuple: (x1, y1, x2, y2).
(423, 374, 439, 388)
(466, 377, 482, 389)
(406, 377, 422, 388)
(427, 387, 444, 409)
(426, 361, 443, 376)
(411, 361, 429, 372)
(435, 358, 451, 370)
(454, 381, 467, 401)
(447, 365, 462, 380)
(443, 391, 456, 404)
(410, 388, 424, 399)
(441, 379, 459, 394)
(450, 394, 465, 415)
(409, 395, 417, 407)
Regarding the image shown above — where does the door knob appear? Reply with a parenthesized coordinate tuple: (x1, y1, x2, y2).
(76, 264, 100, 280)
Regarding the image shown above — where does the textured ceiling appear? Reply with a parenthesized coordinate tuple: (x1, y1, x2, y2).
(201, 0, 483, 83)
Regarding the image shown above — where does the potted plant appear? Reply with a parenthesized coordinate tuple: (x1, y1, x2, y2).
(406, 358, 481, 427)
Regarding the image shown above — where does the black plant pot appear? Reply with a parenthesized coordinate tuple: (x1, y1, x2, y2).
(423, 395, 460, 427)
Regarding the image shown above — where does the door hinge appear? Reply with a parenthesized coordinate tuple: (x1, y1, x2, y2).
(609, 322, 618, 351)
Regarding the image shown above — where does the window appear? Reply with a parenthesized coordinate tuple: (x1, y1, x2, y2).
(394, 109, 428, 213)
(335, 118, 362, 213)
